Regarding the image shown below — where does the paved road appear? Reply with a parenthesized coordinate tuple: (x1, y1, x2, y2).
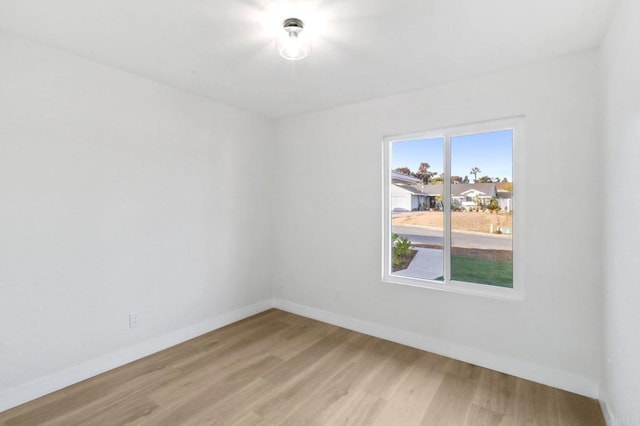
(392, 225, 512, 250)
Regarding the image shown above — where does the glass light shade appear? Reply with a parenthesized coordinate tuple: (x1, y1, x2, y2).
(277, 24, 311, 60)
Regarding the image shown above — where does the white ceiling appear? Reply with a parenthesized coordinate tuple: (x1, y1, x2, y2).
(0, 0, 620, 118)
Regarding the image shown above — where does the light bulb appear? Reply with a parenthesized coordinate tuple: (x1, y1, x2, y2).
(281, 33, 303, 59)
(277, 18, 310, 60)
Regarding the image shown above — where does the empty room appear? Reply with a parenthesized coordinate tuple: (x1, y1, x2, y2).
(0, 0, 638, 424)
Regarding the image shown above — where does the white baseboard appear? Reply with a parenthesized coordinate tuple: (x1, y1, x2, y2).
(0, 299, 273, 413)
(273, 298, 600, 399)
(599, 392, 615, 426)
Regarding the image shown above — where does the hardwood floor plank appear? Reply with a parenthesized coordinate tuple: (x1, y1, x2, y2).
(185, 377, 273, 425)
(261, 335, 388, 425)
(44, 364, 182, 426)
(473, 368, 518, 415)
(261, 327, 354, 384)
(554, 387, 606, 426)
(370, 399, 429, 426)
(263, 320, 337, 361)
(389, 353, 447, 406)
(63, 397, 159, 426)
(511, 377, 561, 426)
(421, 372, 480, 426)
(355, 343, 422, 400)
(464, 404, 506, 426)
(2, 346, 185, 426)
(0, 310, 606, 426)
(229, 411, 275, 426)
(318, 389, 386, 426)
(276, 360, 371, 425)
(139, 355, 283, 425)
(252, 333, 370, 422)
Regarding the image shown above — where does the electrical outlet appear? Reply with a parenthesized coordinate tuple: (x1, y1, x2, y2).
(129, 312, 140, 328)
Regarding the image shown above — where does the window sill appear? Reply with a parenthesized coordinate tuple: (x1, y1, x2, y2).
(382, 274, 523, 301)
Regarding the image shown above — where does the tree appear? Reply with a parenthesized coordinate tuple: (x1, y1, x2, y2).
(451, 175, 463, 184)
(431, 173, 445, 184)
(463, 175, 470, 183)
(488, 197, 500, 213)
(470, 167, 481, 182)
(501, 177, 509, 183)
(416, 162, 433, 184)
(394, 167, 412, 175)
(477, 175, 493, 183)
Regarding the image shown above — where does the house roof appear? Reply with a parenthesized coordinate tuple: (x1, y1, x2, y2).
(395, 185, 427, 195)
(392, 181, 511, 199)
(419, 183, 499, 197)
(391, 182, 511, 198)
(496, 182, 512, 191)
(391, 171, 421, 184)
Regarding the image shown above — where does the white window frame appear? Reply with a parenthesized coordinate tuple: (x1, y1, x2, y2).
(382, 117, 525, 301)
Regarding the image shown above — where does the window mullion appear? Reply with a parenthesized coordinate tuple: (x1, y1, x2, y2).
(443, 135, 451, 283)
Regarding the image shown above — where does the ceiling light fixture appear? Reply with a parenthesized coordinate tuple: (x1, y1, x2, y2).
(277, 17, 310, 61)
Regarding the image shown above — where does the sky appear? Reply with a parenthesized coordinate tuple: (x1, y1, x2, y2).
(391, 129, 512, 181)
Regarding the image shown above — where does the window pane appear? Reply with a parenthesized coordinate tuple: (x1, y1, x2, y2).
(390, 137, 444, 281)
(450, 130, 513, 287)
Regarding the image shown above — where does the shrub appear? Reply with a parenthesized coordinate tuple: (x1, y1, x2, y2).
(487, 197, 500, 213)
(391, 234, 411, 264)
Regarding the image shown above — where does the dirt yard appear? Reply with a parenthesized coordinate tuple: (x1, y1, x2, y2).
(392, 211, 513, 234)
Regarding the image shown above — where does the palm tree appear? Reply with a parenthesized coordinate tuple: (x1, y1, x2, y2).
(470, 167, 481, 182)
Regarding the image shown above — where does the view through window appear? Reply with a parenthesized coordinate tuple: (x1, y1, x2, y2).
(387, 126, 514, 288)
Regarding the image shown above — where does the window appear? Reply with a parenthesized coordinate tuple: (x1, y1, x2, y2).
(383, 118, 523, 299)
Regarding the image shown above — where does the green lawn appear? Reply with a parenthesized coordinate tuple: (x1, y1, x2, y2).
(451, 255, 513, 288)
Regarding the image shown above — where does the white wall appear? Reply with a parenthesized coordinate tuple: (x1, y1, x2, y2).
(273, 50, 603, 396)
(0, 33, 273, 407)
(602, 0, 640, 423)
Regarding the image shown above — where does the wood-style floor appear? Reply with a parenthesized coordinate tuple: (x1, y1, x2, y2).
(0, 309, 605, 426)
